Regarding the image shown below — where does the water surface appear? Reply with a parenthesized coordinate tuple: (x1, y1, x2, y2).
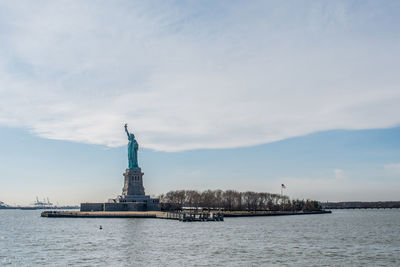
(0, 209, 399, 266)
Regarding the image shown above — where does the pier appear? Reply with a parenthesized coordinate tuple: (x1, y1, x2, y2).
(41, 211, 224, 221)
(156, 212, 224, 222)
(41, 210, 330, 221)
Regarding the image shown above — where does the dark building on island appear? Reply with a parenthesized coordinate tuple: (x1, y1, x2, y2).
(80, 124, 160, 212)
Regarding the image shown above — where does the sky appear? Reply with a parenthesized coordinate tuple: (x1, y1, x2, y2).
(0, 1, 399, 205)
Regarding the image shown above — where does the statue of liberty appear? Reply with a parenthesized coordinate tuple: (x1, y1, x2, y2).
(124, 123, 139, 169)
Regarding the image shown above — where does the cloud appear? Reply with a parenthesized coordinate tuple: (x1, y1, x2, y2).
(0, 1, 400, 151)
(334, 169, 346, 180)
(384, 163, 400, 177)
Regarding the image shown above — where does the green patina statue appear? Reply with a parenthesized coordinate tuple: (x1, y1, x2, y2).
(124, 123, 139, 169)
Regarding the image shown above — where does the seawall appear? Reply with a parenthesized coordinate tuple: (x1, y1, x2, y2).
(41, 210, 331, 219)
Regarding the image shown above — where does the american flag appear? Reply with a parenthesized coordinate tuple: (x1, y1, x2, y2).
(281, 184, 286, 189)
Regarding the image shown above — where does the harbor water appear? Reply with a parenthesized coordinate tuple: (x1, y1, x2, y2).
(0, 209, 399, 266)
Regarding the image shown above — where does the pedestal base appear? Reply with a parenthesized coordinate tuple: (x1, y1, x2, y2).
(122, 168, 145, 196)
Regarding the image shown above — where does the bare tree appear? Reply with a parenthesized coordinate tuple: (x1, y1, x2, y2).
(159, 189, 322, 212)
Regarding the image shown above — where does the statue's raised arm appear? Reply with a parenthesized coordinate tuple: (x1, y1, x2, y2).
(124, 123, 130, 139)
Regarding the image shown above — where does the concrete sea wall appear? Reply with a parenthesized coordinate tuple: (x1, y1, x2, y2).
(42, 210, 331, 219)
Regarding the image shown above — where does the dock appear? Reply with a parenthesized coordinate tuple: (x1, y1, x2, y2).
(41, 211, 224, 221)
(156, 212, 224, 222)
(41, 210, 330, 221)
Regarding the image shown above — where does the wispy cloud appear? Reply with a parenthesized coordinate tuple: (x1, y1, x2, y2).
(334, 169, 346, 180)
(384, 163, 400, 176)
(0, 1, 399, 151)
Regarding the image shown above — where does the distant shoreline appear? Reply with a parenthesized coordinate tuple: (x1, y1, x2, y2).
(320, 201, 400, 209)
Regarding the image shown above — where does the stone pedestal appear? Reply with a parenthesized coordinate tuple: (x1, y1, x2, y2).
(122, 168, 145, 196)
(115, 168, 160, 211)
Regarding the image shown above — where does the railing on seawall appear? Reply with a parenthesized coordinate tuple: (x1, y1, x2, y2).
(156, 212, 224, 222)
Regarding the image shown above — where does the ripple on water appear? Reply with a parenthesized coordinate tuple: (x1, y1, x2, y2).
(0, 210, 400, 266)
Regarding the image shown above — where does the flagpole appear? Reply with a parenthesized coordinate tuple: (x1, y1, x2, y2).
(280, 185, 283, 211)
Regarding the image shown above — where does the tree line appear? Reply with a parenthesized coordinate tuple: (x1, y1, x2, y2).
(160, 189, 321, 211)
